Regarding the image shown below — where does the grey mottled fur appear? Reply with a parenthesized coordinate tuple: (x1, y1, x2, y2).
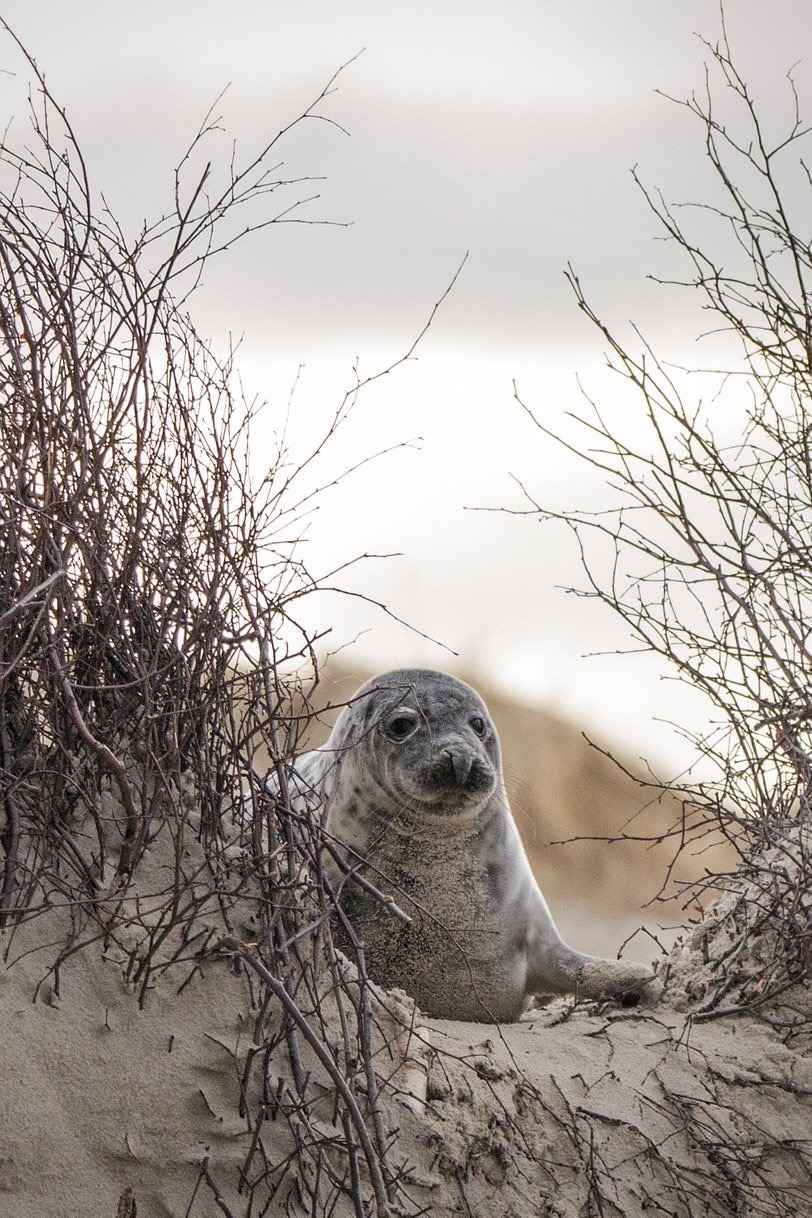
(277, 669, 658, 1022)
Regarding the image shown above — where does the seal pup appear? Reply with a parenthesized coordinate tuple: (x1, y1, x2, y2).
(280, 668, 658, 1023)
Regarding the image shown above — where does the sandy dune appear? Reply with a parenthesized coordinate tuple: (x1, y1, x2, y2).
(1, 810, 808, 1218)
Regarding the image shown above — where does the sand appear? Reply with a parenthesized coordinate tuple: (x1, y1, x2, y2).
(1, 817, 809, 1218)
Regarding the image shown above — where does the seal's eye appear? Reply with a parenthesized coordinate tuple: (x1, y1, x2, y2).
(384, 711, 420, 741)
(469, 716, 487, 737)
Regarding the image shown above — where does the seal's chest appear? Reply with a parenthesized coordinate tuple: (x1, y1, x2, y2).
(333, 824, 527, 1019)
(342, 860, 525, 1019)
(346, 836, 502, 953)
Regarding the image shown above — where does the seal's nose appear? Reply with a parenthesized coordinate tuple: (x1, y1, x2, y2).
(431, 745, 491, 792)
(444, 747, 472, 786)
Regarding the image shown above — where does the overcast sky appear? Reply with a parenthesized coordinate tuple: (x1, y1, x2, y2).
(4, 2, 810, 768)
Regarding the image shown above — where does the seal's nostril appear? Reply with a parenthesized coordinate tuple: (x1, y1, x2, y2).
(445, 748, 461, 782)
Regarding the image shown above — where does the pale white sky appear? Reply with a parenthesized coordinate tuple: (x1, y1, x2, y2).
(4, 2, 810, 769)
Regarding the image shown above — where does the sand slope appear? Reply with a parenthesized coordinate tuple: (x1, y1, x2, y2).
(1, 823, 809, 1218)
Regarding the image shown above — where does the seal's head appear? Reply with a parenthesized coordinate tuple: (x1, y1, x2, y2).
(331, 669, 501, 819)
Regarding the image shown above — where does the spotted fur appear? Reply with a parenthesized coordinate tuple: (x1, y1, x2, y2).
(280, 669, 658, 1022)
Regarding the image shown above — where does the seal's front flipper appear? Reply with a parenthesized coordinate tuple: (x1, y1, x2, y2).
(576, 956, 662, 1005)
(527, 943, 662, 1006)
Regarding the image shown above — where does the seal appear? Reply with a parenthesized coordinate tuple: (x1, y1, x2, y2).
(282, 668, 658, 1022)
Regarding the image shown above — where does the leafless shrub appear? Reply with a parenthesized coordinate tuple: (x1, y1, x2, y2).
(513, 18, 812, 1004)
(0, 27, 442, 1217)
